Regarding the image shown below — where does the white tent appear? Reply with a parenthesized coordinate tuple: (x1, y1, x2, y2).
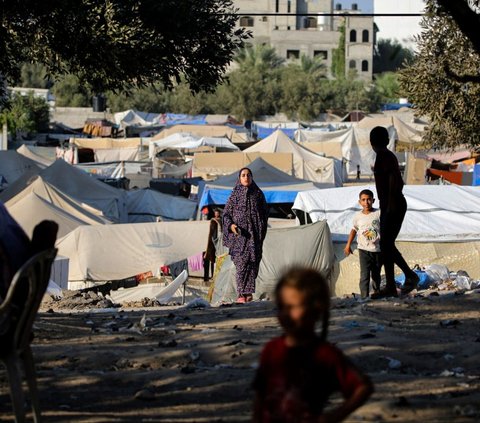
(295, 126, 395, 176)
(56, 220, 210, 283)
(148, 132, 239, 158)
(293, 185, 480, 242)
(212, 221, 335, 304)
(244, 130, 343, 186)
(16, 145, 55, 168)
(0, 150, 41, 188)
(0, 160, 127, 222)
(198, 157, 318, 208)
(6, 192, 104, 238)
(126, 189, 197, 222)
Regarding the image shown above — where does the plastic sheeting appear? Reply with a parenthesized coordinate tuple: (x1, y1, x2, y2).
(126, 189, 197, 222)
(0, 150, 41, 187)
(212, 221, 335, 304)
(198, 157, 318, 208)
(56, 220, 210, 282)
(0, 160, 127, 223)
(245, 130, 342, 187)
(293, 185, 480, 242)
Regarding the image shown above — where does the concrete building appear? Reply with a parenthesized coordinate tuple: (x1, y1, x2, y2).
(235, 0, 374, 81)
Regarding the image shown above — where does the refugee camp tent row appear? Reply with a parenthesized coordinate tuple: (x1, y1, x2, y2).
(293, 184, 480, 296)
(0, 159, 128, 223)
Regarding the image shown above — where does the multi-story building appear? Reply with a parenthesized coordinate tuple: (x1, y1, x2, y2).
(234, 1, 374, 81)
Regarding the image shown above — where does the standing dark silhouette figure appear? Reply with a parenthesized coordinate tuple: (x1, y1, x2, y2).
(369, 126, 419, 298)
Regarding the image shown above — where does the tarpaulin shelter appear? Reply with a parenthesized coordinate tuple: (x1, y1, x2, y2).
(192, 152, 293, 179)
(56, 220, 210, 284)
(125, 189, 197, 222)
(244, 130, 343, 186)
(152, 125, 247, 143)
(198, 157, 318, 209)
(211, 221, 335, 303)
(0, 159, 127, 222)
(0, 150, 41, 188)
(293, 184, 480, 296)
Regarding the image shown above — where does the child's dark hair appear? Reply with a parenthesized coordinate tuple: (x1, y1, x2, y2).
(370, 126, 389, 148)
(359, 189, 374, 199)
(275, 267, 330, 341)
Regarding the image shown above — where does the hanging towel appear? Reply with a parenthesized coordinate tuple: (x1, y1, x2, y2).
(188, 252, 204, 272)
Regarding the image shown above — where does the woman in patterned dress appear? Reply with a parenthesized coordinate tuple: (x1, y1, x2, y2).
(223, 168, 269, 303)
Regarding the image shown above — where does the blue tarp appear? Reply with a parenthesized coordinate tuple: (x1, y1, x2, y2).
(199, 187, 302, 208)
(473, 164, 480, 186)
(256, 127, 296, 140)
(381, 103, 413, 111)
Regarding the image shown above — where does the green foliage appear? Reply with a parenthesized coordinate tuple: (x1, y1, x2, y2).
(399, 0, 480, 149)
(0, 92, 50, 135)
(331, 24, 346, 79)
(19, 63, 51, 89)
(374, 72, 402, 103)
(1, 0, 249, 97)
(373, 39, 414, 74)
(52, 75, 91, 107)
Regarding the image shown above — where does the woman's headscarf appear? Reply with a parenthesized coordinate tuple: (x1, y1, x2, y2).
(222, 168, 268, 260)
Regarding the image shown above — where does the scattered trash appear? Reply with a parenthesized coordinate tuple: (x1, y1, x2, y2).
(184, 298, 211, 309)
(385, 357, 402, 369)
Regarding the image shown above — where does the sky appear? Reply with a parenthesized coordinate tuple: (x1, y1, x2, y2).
(337, 0, 425, 50)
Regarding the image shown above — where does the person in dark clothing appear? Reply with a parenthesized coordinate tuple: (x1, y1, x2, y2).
(203, 209, 222, 281)
(223, 168, 268, 303)
(369, 126, 419, 298)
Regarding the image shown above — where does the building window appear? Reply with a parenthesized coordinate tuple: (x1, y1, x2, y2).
(349, 30, 357, 42)
(287, 26, 291, 30)
(288, 0, 291, 13)
(305, 17, 317, 28)
(239, 16, 254, 27)
(287, 50, 300, 59)
(362, 30, 369, 42)
(262, 16, 268, 22)
(276, 0, 279, 13)
(362, 60, 369, 71)
(314, 50, 328, 60)
(349, 60, 356, 69)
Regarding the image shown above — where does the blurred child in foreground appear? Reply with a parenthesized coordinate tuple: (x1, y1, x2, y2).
(253, 267, 373, 423)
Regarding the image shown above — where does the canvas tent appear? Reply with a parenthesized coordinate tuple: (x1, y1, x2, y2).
(244, 130, 343, 187)
(0, 150, 41, 188)
(56, 220, 210, 284)
(16, 145, 55, 168)
(198, 157, 318, 209)
(192, 152, 293, 179)
(148, 132, 239, 158)
(152, 124, 247, 143)
(6, 192, 105, 238)
(0, 159, 127, 222)
(295, 126, 395, 176)
(211, 221, 335, 304)
(125, 189, 197, 222)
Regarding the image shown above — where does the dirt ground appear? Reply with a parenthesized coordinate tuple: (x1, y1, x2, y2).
(1, 288, 479, 423)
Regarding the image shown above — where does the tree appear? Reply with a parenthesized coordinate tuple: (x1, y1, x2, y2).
(373, 39, 414, 74)
(0, 92, 50, 136)
(279, 55, 327, 120)
(399, 0, 480, 149)
(19, 63, 51, 89)
(1, 1, 249, 98)
(374, 72, 402, 103)
(53, 75, 91, 107)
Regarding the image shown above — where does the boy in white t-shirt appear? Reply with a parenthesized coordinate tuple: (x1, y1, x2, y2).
(344, 189, 381, 299)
